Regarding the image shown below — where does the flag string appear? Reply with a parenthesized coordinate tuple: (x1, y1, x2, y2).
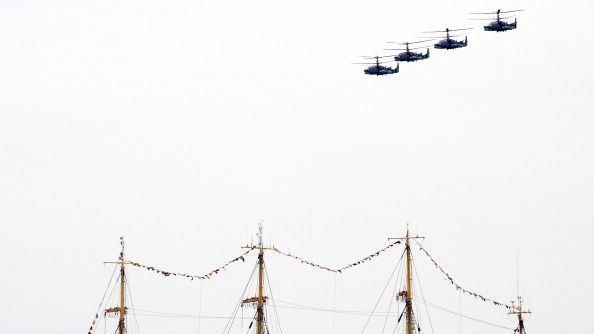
(272, 240, 402, 273)
(416, 242, 510, 309)
(127, 248, 255, 280)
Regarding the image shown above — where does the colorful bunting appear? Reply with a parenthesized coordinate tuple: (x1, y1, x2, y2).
(416, 242, 511, 309)
(272, 240, 401, 273)
(127, 248, 254, 281)
(85, 313, 99, 334)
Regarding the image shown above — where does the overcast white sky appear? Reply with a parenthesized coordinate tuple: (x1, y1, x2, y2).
(1, 0, 593, 333)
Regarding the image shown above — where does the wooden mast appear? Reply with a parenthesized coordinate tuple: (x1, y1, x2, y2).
(257, 225, 265, 334)
(389, 225, 424, 334)
(242, 224, 272, 334)
(105, 236, 127, 334)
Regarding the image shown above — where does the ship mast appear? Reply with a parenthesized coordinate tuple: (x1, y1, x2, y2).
(242, 225, 272, 334)
(389, 226, 424, 334)
(256, 226, 265, 334)
(509, 297, 530, 334)
(105, 237, 127, 334)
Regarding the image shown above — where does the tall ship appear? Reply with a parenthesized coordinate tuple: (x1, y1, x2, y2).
(86, 227, 530, 334)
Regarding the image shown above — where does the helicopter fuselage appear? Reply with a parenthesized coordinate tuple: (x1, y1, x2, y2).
(364, 65, 399, 76)
(434, 38, 467, 49)
(484, 20, 517, 32)
(394, 51, 429, 62)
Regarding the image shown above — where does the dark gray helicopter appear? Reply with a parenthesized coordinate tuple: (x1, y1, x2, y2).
(384, 40, 431, 62)
(470, 9, 523, 32)
(422, 28, 472, 49)
(354, 56, 399, 76)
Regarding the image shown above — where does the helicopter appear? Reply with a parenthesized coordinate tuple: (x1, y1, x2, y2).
(470, 9, 524, 32)
(384, 40, 431, 62)
(354, 56, 400, 76)
(422, 28, 472, 49)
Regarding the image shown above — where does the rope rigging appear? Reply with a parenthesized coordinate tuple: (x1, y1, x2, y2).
(412, 253, 434, 334)
(360, 248, 406, 334)
(419, 298, 515, 331)
(263, 262, 283, 334)
(86, 265, 118, 334)
(223, 261, 259, 334)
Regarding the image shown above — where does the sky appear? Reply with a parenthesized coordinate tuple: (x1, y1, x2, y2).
(0, 0, 593, 333)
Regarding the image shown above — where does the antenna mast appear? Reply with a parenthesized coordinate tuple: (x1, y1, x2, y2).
(509, 297, 530, 334)
(105, 237, 127, 334)
(389, 225, 424, 334)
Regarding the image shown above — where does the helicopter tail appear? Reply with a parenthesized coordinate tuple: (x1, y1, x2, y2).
(514, 18, 517, 28)
(394, 63, 400, 73)
(426, 48, 430, 58)
(464, 36, 468, 46)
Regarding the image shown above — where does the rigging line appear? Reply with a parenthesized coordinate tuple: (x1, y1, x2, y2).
(419, 298, 514, 330)
(382, 248, 406, 334)
(332, 272, 337, 334)
(243, 314, 254, 334)
(412, 285, 421, 333)
(389, 309, 403, 334)
(96, 264, 119, 318)
(104, 271, 121, 318)
(225, 262, 257, 332)
(134, 312, 252, 320)
(241, 288, 243, 333)
(198, 280, 203, 334)
(264, 303, 273, 334)
(90, 265, 119, 334)
(274, 304, 384, 316)
(273, 299, 400, 316)
(458, 291, 462, 334)
(263, 262, 283, 334)
(395, 249, 405, 327)
(126, 273, 141, 334)
(360, 252, 402, 334)
(223, 260, 259, 334)
(411, 252, 434, 334)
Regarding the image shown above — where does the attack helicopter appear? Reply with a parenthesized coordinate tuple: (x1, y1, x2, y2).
(422, 28, 472, 49)
(353, 56, 399, 76)
(384, 40, 431, 62)
(470, 9, 524, 32)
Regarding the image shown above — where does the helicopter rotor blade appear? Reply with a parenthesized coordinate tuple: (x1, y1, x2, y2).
(353, 62, 393, 65)
(387, 39, 434, 45)
(362, 55, 395, 60)
(384, 46, 427, 51)
(417, 35, 462, 39)
(500, 9, 524, 13)
(422, 28, 473, 33)
(470, 9, 523, 14)
(469, 16, 515, 21)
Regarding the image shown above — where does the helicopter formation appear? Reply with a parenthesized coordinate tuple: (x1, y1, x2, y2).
(357, 9, 523, 76)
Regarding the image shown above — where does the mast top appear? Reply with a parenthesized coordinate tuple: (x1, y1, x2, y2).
(388, 224, 425, 242)
(509, 296, 531, 315)
(119, 236, 125, 261)
(242, 224, 275, 251)
(258, 222, 263, 249)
